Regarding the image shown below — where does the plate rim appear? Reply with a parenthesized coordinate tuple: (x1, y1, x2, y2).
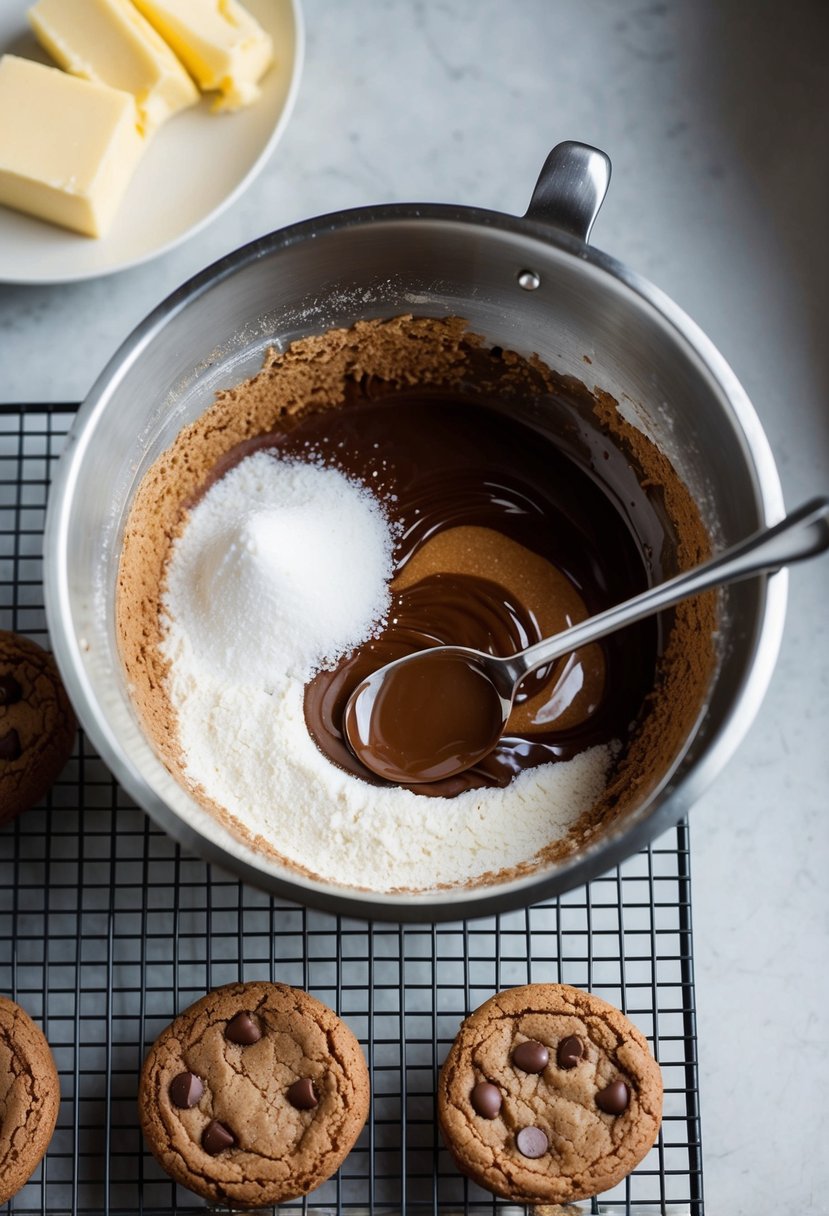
(0, 0, 305, 286)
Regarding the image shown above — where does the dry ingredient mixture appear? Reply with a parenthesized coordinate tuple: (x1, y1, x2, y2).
(159, 443, 617, 889)
(160, 454, 395, 686)
(117, 316, 715, 892)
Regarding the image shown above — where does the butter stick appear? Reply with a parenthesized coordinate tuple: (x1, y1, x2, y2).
(0, 55, 146, 238)
(29, 0, 199, 137)
(131, 0, 273, 112)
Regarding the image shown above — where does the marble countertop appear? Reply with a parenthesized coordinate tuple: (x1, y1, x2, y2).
(1, 2, 827, 1210)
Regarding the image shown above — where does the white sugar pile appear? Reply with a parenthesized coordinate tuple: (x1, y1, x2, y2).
(161, 450, 615, 892)
(161, 452, 394, 685)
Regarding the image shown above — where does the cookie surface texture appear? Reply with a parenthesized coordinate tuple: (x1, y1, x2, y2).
(0, 995, 61, 1205)
(138, 981, 370, 1206)
(0, 631, 76, 825)
(438, 983, 663, 1204)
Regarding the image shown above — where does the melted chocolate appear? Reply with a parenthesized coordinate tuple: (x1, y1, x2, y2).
(344, 646, 508, 784)
(210, 387, 659, 798)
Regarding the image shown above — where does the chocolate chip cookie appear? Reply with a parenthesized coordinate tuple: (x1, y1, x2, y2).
(0, 995, 61, 1205)
(138, 981, 370, 1206)
(0, 631, 76, 825)
(438, 983, 662, 1204)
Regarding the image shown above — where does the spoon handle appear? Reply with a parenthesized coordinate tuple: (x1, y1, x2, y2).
(505, 497, 829, 683)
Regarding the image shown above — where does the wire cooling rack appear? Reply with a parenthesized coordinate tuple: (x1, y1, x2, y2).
(0, 405, 704, 1215)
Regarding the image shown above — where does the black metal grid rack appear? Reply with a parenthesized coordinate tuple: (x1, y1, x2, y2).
(0, 405, 704, 1215)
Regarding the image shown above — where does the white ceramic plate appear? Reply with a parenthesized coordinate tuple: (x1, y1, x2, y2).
(0, 0, 303, 284)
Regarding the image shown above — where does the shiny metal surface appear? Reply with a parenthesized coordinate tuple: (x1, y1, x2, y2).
(525, 140, 611, 241)
(43, 143, 788, 920)
(501, 496, 825, 687)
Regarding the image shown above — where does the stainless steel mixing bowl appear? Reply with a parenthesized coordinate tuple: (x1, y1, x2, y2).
(43, 142, 786, 921)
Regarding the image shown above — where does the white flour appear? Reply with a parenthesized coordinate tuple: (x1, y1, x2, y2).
(161, 451, 615, 892)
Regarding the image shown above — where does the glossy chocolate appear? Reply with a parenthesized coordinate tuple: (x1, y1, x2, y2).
(596, 1079, 630, 1114)
(225, 1011, 262, 1045)
(512, 1039, 550, 1074)
(207, 386, 659, 798)
(470, 1081, 502, 1119)
(169, 1071, 203, 1109)
(557, 1035, 585, 1069)
(201, 1119, 236, 1155)
(344, 649, 506, 783)
(286, 1077, 319, 1110)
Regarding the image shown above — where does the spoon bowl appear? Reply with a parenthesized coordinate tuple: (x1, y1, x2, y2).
(343, 646, 511, 785)
(345, 497, 829, 784)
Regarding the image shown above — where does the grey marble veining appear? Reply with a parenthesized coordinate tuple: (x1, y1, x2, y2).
(1, 1, 827, 1210)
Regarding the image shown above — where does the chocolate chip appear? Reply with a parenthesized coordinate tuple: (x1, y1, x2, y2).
(516, 1126, 548, 1158)
(201, 1120, 235, 1155)
(0, 729, 22, 761)
(596, 1079, 630, 1114)
(169, 1071, 203, 1109)
(225, 1011, 261, 1045)
(557, 1035, 584, 1070)
(287, 1077, 318, 1110)
(512, 1039, 549, 1073)
(0, 675, 22, 706)
(470, 1081, 502, 1119)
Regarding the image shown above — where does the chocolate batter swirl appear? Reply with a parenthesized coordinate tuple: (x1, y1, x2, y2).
(212, 387, 658, 798)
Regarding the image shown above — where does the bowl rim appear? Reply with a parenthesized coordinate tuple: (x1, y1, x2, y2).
(43, 201, 788, 921)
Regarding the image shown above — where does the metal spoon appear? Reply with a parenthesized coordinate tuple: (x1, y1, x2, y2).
(343, 497, 829, 785)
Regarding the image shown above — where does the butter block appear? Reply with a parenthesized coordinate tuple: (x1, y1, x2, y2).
(29, 0, 199, 137)
(0, 55, 146, 238)
(131, 0, 273, 112)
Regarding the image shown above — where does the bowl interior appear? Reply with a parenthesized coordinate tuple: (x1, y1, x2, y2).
(45, 211, 785, 919)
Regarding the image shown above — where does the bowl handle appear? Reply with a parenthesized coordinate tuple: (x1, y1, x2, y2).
(525, 141, 612, 243)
